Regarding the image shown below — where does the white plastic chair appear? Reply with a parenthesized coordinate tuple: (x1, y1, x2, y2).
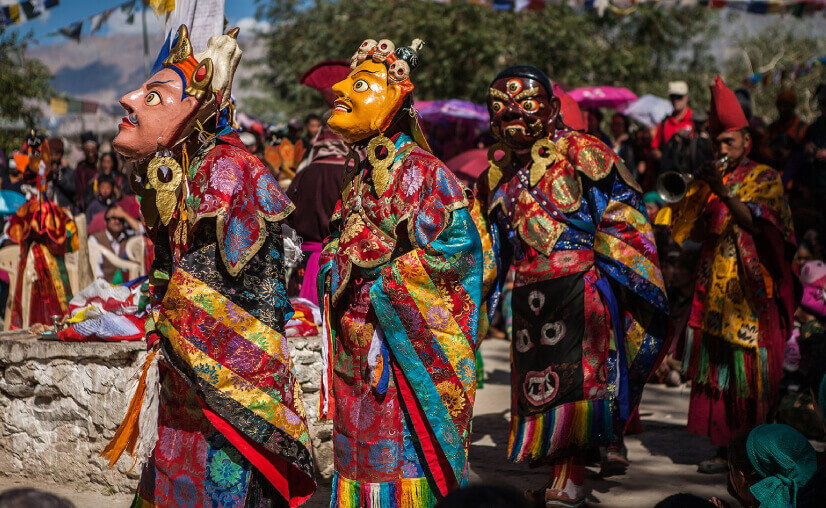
(124, 236, 146, 276)
(88, 241, 142, 282)
(0, 245, 19, 330)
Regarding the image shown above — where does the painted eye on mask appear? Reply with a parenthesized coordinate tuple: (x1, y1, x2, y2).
(491, 101, 503, 113)
(521, 99, 539, 112)
(353, 80, 369, 92)
(506, 79, 522, 95)
(145, 91, 161, 106)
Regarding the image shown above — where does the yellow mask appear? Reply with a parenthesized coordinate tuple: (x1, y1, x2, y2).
(327, 59, 402, 145)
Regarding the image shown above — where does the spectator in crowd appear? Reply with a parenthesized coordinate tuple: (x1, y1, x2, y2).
(287, 117, 303, 142)
(92, 152, 126, 199)
(652, 81, 694, 159)
(726, 424, 817, 508)
(46, 137, 75, 210)
(634, 125, 655, 189)
(287, 116, 347, 304)
(656, 82, 710, 179)
(691, 109, 714, 166)
(643, 191, 665, 222)
(0, 488, 75, 508)
(760, 88, 809, 170)
(735, 87, 766, 163)
(795, 289, 826, 507)
(75, 131, 99, 211)
(303, 113, 322, 148)
(803, 84, 826, 216)
(1, 158, 23, 194)
(239, 131, 260, 155)
(610, 112, 636, 174)
(88, 205, 141, 283)
(85, 174, 117, 223)
(428, 118, 452, 159)
(586, 108, 610, 143)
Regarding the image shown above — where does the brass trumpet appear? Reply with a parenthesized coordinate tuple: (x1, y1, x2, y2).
(656, 155, 729, 204)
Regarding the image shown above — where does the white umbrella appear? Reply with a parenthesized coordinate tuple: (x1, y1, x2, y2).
(618, 94, 673, 128)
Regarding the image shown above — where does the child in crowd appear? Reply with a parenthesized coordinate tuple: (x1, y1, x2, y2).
(726, 424, 817, 508)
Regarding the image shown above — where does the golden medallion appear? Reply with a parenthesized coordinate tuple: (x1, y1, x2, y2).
(147, 155, 183, 226)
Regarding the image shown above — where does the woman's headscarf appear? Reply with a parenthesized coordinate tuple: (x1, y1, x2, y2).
(643, 191, 665, 207)
(746, 424, 817, 507)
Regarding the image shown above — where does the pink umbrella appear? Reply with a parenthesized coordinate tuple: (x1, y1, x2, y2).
(568, 86, 638, 109)
(446, 148, 489, 187)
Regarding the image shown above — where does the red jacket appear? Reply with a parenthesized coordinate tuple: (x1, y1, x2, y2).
(652, 107, 695, 149)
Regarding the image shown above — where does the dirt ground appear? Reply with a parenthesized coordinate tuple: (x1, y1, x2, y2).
(0, 338, 737, 507)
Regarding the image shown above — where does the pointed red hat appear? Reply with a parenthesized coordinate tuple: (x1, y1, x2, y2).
(553, 83, 586, 132)
(708, 76, 749, 137)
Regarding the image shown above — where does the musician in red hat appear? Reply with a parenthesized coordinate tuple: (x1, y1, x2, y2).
(668, 77, 796, 473)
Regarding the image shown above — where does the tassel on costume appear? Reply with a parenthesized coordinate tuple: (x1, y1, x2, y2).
(100, 349, 160, 468)
(319, 295, 335, 420)
(331, 472, 435, 508)
(507, 398, 613, 462)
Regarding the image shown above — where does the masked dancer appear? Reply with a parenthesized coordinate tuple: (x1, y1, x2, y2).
(318, 38, 485, 507)
(103, 26, 316, 507)
(476, 65, 668, 507)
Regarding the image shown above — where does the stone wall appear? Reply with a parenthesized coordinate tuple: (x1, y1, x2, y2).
(0, 331, 332, 495)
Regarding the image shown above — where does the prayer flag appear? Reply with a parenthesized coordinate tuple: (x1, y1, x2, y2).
(58, 21, 83, 42)
(21, 0, 47, 20)
(91, 8, 114, 33)
(82, 101, 98, 114)
(149, 0, 175, 16)
(50, 97, 68, 115)
(67, 99, 82, 114)
(8, 4, 21, 23)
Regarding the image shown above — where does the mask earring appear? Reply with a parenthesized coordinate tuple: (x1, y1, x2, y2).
(529, 137, 559, 187)
(487, 142, 512, 189)
(147, 150, 183, 226)
(367, 132, 396, 196)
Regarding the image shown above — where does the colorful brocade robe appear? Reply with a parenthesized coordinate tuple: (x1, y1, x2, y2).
(134, 133, 316, 508)
(478, 129, 668, 463)
(319, 133, 484, 508)
(7, 199, 78, 329)
(671, 159, 795, 429)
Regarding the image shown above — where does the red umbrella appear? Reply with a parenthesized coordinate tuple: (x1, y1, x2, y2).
(446, 148, 490, 187)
